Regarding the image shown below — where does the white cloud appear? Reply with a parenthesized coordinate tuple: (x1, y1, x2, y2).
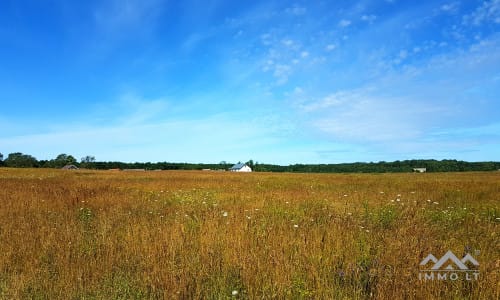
(299, 92, 348, 112)
(463, 0, 500, 25)
(300, 51, 309, 58)
(361, 15, 377, 23)
(273, 64, 291, 85)
(339, 19, 352, 27)
(296, 34, 500, 148)
(440, 2, 459, 13)
(181, 32, 213, 52)
(260, 33, 272, 45)
(285, 5, 307, 16)
(115, 93, 170, 125)
(282, 39, 294, 47)
(309, 92, 426, 142)
(293, 87, 304, 95)
(0, 112, 290, 163)
(325, 44, 336, 51)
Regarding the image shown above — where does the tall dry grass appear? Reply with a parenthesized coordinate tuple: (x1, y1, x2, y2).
(0, 168, 498, 299)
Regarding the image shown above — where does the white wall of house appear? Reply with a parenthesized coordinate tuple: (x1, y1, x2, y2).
(234, 165, 252, 172)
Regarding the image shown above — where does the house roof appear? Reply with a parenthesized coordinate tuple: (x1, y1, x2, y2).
(230, 163, 247, 170)
(62, 164, 78, 170)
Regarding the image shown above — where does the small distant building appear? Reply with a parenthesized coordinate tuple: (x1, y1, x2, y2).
(413, 168, 427, 173)
(229, 163, 252, 172)
(62, 165, 79, 170)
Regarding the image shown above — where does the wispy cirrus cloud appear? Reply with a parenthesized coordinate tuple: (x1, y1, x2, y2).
(338, 19, 352, 27)
(463, 0, 500, 25)
(290, 31, 500, 157)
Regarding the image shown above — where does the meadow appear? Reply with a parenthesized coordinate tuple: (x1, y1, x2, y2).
(0, 168, 498, 299)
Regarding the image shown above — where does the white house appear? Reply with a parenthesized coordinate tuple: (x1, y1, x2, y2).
(229, 163, 252, 172)
(413, 168, 427, 173)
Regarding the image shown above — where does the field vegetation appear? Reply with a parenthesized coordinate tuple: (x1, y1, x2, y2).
(0, 168, 498, 299)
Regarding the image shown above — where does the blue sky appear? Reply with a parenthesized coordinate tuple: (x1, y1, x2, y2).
(1, 0, 499, 164)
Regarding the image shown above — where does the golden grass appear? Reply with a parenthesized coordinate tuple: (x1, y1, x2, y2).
(0, 168, 498, 299)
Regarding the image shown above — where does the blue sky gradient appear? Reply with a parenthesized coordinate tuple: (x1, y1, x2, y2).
(1, 0, 499, 164)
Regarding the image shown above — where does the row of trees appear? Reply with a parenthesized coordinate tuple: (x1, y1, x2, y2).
(0, 152, 499, 172)
(0, 152, 95, 169)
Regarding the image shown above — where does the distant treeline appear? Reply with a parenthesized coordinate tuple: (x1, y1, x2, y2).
(0, 151, 499, 173)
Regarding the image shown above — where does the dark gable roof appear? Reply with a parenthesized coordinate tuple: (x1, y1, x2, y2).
(230, 163, 246, 170)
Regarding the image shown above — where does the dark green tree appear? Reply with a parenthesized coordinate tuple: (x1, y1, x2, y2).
(246, 159, 255, 170)
(53, 153, 77, 168)
(80, 155, 96, 169)
(5, 152, 38, 168)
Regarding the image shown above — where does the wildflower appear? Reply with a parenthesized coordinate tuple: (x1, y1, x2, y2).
(380, 191, 384, 194)
(365, 230, 370, 233)
(222, 211, 228, 217)
(246, 216, 251, 219)
(396, 198, 400, 202)
(427, 199, 431, 202)
(433, 201, 439, 205)
(232, 290, 238, 296)
(343, 194, 348, 197)
(293, 224, 299, 228)
(390, 200, 395, 202)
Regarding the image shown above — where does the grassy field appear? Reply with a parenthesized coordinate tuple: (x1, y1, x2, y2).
(0, 168, 498, 299)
